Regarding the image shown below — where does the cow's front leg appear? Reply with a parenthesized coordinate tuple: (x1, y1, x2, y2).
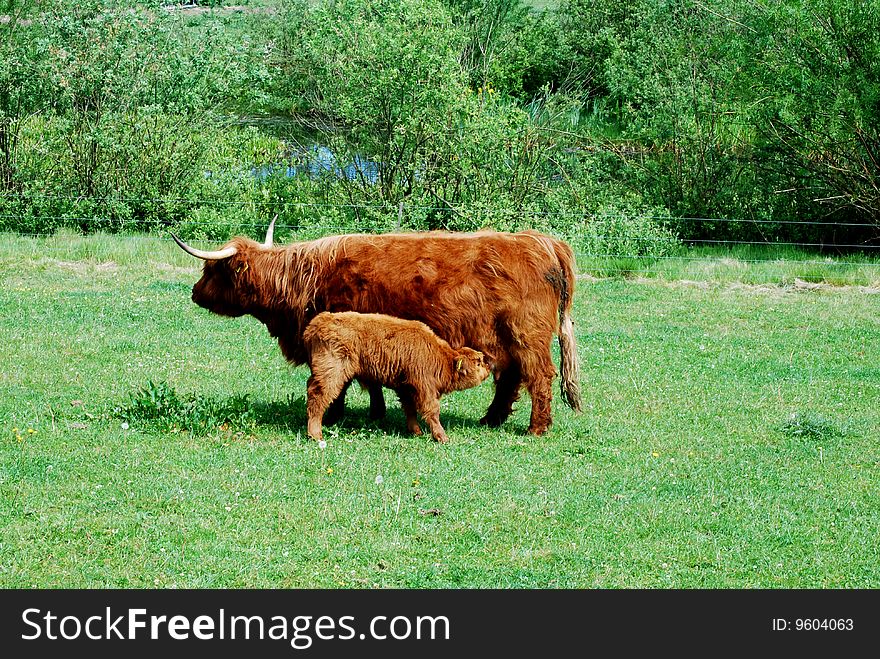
(480, 364, 521, 428)
(366, 380, 386, 420)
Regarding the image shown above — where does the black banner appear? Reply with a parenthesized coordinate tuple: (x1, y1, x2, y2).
(1, 589, 875, 656)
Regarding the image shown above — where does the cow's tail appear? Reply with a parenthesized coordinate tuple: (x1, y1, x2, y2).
(552, 239, 582, 413)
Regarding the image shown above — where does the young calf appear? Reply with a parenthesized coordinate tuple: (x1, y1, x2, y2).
(303, 311, 492, 443)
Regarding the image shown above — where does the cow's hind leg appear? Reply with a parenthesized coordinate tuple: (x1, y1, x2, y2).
(326, 380, 386, 423)
(366, 380, 386, 420)
(518, 348, 556, 436)
(480, 363, 522, 428)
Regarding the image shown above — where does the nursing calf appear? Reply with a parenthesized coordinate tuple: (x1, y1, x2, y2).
(303, 312, 492, 444)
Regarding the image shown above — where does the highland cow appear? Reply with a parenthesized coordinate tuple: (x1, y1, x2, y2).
(303, 311, 492, 443)
(171, 220, 580, 435)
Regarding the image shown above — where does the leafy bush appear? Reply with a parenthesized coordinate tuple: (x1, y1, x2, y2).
(554, 0, 880, 240)
(0, 1, 277, 235)
(444, 0, 564, 99)
(743, 0, 880, 227)
(564, 206, 679, 259)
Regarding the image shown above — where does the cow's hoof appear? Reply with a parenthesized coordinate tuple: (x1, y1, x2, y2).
(479, 414, 503, 427)
(527, 423, 550, 436)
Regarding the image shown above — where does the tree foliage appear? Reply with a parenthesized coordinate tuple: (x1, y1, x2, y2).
(745, 0, 880, 226)
(3, 0, 878, 248)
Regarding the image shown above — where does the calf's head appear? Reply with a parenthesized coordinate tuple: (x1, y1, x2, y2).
(449, 348, 493, 391)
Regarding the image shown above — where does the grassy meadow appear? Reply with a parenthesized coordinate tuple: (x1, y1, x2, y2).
(1, 233, 879, 588)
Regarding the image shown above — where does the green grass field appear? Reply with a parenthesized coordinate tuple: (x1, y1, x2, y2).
(1, 233, 879, 588)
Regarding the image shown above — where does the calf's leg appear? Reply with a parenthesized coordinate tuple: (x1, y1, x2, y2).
(323, 381, 351, 426)
(306, 367, 349, 442)
(396, 388, 422, 436)
(414, 389, 448, 444)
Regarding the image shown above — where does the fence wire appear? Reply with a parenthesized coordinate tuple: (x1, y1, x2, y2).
(2, 194, 879, 228)
(2, 203, 880, 275)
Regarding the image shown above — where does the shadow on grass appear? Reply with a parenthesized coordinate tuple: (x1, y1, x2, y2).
(251, 396, 492, 437)
(121, 380, 493, 439)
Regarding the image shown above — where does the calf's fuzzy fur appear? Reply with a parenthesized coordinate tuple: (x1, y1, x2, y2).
(303, 312, 492, 443)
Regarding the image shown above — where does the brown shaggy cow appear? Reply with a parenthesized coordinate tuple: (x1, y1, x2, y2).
(303, 311, 492, 443)
(172, 221, 581, 435)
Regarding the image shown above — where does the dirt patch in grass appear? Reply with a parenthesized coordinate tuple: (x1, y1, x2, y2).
(636, 277, 880, 295)
(155, 262, 200, 275)
(53, 260, 119, 274)
(789, 278, 880, 294)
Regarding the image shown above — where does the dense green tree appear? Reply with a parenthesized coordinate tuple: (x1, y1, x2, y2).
(744, 0, 880, 227)
(0, 0, 50, 192)
(443, 0, 563, 99)
(275, 0, 467, 204)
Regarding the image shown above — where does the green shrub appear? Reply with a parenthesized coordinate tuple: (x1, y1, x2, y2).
(120, 380, 257, 434)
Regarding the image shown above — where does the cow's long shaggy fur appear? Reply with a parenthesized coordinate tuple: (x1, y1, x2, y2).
(187, 229, 582, 435)
(303, 312, 491, 443)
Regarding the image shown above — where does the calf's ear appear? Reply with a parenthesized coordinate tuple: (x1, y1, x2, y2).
(455, 357, 464, 372)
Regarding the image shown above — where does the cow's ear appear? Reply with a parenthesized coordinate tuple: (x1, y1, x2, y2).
(455, 357, 464, 372)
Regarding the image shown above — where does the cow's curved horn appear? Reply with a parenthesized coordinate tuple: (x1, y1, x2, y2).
(170, 233, 238, 260)
(263, 215, 277, 248)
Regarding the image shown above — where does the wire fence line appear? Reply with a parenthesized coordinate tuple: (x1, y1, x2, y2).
(3, 211, 880, 232)
(3, 200, 880, 274)
(6, 224, 880, 253)
(5, 233, 880, 271)
(2, 208, 880, 236)
(5, 223, 879, 252)
(11, 211, 880, 235)
(679, 238, 880, 250)
(2, 195, 879, 228)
